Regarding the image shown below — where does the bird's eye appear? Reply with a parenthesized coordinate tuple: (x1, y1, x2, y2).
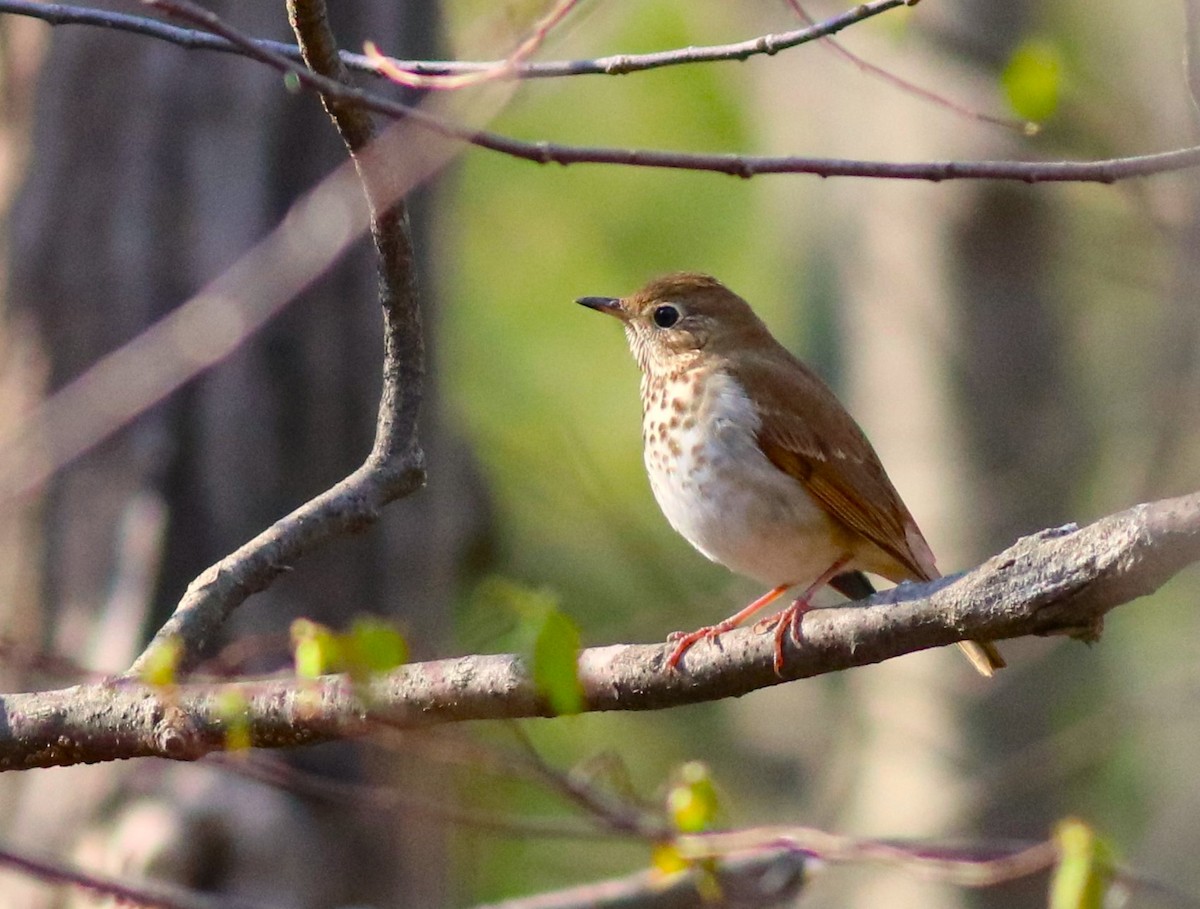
(652, 304, 680, 329)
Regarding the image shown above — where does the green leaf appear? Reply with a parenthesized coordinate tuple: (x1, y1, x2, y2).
(1050, 818, 1115, 909)
(290, 616, 408, 685)
(651, 841, 721, 900)
(1002, 38, 1063, 123)
(139, 637, 182, 688)
(477, 577, 583, 715)
(529, 607, 584, 716)
(344, 616, 409, 682)
(667, 762, 720, 834)
(291, 618, 343, 679)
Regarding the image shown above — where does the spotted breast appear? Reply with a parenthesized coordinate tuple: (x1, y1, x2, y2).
(640, 364, 847, 589)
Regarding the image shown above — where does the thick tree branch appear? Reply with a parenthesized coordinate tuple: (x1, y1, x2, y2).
(2, 493, 1196, 772)
(282, 0, 424, 467)
(126, 458, 425, 677)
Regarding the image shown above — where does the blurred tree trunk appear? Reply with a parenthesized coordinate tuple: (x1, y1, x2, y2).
(0, 14, 46, 698)
(938, 8, 1097, 909)
(1, 3, 483, 906)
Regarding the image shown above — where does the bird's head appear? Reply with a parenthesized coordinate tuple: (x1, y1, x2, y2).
(576, 273, 771, 374)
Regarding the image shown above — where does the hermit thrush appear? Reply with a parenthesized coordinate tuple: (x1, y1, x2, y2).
(577, 273, 1004, 677)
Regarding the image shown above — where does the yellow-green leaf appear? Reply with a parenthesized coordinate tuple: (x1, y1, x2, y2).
(139, 637, 183, 688)
(667, 762, 719, 834)
(216, 689, 252, 752)
(1002, 38, 1063, 123)
(477, 577, 583, 715)
(1050, 818, 1115, 909)
(651, 842, 689, 878)
(291, 618, 343, 679)
(344, 616, 409, 682)
(530, 607, 583, 716)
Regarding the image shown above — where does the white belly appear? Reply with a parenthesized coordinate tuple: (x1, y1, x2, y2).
(643, 370, 844, 588)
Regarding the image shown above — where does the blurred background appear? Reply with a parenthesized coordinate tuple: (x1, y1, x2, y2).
(0, 0, 1198, 907)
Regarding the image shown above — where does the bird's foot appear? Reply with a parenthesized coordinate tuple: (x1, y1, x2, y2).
(664, 583, 791, 672)
(665, 620, 741, 670)
(763, 598, 814, 676)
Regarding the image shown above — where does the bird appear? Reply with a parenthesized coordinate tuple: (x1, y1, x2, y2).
(576, 272, 1004, 677)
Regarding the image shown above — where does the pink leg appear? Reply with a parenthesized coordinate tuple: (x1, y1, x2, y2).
(766, 555, 852, 675)
(666, 584, 791, 670)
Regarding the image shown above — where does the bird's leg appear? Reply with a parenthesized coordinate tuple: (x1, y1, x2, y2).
(665, 584, 790, 670)
(767, 555, 852, 675)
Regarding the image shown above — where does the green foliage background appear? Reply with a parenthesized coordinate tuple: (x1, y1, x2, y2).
(429, 0, 1200, 903)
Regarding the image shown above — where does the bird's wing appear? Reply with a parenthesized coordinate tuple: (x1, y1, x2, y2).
(737, 352, 939, 583)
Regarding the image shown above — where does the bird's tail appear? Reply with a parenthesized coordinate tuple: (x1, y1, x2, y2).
(957, 640, 1006, 677)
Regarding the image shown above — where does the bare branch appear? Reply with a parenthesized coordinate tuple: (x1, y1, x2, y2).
(688, 829, 1057, 887)
(0, 841, 270, 909)
(214, 753, 627, 840)
(468, 141, 1200, 182)
(7, 0, 1200, 183)
(114, 1, 1200, 183)
(508, 725, 667, 839)
(468, 848, 806, 909)
(784, 0, 1031, 133)
(367, 0, 582, 89)
(282, 0, 424, 461)
(0, 0, 909, 80)
(465, 831, 1056, 909)
(127, 0, 431, 675)
(124, 462, 426, 677)
(1, 493, 1196, 772)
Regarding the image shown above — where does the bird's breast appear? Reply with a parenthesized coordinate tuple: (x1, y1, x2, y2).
(640, 368, 842, 587)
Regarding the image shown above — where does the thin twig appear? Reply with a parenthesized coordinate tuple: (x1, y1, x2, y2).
(784, 0, 1032, 133)
(7, 0, 1200, 184)
(210, 753, 624, 840)
(127, 0, 1200, 183)
(366, 0, 582, 89)
(0, 842, 272, 909)
(508, 724, 668, 839)
(469, 848, 806, 909)
(0, 492, 1196, 771)
(689, 828, 1058, 887)
(0, 0, 909, 80)
(461, 831, 1050, 909)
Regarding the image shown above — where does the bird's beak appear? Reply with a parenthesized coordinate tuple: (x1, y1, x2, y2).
(576, 295, 629, 322)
